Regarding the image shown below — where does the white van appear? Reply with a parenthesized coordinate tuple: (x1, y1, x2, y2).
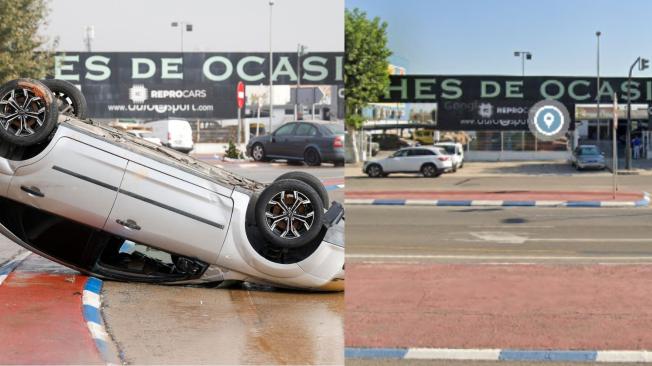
(433, 142, 464, 171)
(144, 119, 194, 153)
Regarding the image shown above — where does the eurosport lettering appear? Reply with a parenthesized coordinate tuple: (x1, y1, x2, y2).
(107, 104, 214, 114)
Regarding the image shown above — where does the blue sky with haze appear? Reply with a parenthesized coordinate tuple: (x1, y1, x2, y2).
(346, 0, 652, 77)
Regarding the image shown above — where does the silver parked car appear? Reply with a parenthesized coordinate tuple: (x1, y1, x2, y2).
(0, 79, 344, 291)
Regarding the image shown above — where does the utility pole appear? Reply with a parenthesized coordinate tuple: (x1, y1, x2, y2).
(84, 26, 94, 52)
(268, 0, 275, 134)
(596, 31, 601, 142)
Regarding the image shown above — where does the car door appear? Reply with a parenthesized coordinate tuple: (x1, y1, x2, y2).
(267, 123, 297, 157)
(290, 123, 320, 158)
(7, 137, 127, 229)
(406, 149, 429, 171)
(104, 162, 233, 264)
(384, 149, 409, 172)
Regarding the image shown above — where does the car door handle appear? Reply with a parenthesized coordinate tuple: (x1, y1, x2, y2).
(20, 185, 44, 198)
(116, 219, 141, 231)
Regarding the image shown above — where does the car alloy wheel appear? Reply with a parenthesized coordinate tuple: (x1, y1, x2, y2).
(41, 79, 88, 119)
(422, 164, 437, 177)
(0, 88, 47, 137)
(264, 190, 315, 239)
(252, 144, 264, 161)
(368, 165, 382, 177)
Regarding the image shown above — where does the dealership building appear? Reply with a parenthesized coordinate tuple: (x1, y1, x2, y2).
(363, 74, 652, 161)
(46, 0, 344, 146)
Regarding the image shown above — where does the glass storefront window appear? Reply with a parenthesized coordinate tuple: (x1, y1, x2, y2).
(469, 131, 501, 151)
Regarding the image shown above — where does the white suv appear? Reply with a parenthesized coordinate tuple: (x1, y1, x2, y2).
(363, 147, 453, 178)
(433, 142, 464, 171)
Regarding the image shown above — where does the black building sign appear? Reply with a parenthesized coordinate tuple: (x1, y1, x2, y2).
(54, 52, 344, 119)
(381, 75, 652, 131)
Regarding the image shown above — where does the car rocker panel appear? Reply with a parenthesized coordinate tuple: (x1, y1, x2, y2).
(0, 78, 344, 291)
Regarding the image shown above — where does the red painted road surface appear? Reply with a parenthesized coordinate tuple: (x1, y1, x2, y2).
(346, 190, 644, 201)
(0, 255, 102, 365)
(346, 263, 652, 350)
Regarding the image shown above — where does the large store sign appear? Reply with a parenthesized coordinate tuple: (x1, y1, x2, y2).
(382, 75, 652, 131)
(54, 52, 343, 119)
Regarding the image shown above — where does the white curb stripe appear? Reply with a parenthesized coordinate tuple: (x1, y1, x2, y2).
(596, 350, 652, 362)
(470, 200, 504, 206)
(405, 348, 501, 360)
(82, 290, 101, 309)
(405, 199, 438, 206)
(86, 321, 109, 342)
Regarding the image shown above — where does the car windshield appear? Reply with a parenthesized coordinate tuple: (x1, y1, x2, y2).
(578, 146, 600, 155)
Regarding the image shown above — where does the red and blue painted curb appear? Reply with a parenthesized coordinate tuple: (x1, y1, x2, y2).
(345, 192, 650, 208)
(0, 251, 30, 285)
(345, 347, 652, 362)
(82, 277, 120, 364)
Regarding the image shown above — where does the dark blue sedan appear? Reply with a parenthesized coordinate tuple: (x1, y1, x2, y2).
(247, 121, 345, 166)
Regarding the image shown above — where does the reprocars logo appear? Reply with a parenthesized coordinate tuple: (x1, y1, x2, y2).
(478, 103, 493, 118)
(129, 84, 148, 104)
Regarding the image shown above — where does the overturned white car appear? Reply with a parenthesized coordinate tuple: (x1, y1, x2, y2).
(0, 79, 344, 291)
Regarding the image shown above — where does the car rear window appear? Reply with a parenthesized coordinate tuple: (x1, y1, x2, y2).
(436, 145, 456, 154)
(323, 125, 344, 135)
(578, 146, 600, 155)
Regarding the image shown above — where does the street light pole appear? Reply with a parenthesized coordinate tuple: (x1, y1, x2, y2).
(514, 50, 531, 77)
(171, 21, 192, 53)
(625, 56, 650, 170)
(626, 57, 641, 170)
(596, 31, 601, 142)
(268, 0, 275, 134)
(295, 43, 307, 120)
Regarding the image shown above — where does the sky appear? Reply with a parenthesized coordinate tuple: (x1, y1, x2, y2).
(44, 0, 343, 52)
(346, 0, 652, 77)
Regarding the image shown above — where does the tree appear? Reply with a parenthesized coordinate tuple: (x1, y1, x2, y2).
(345, 8, 392, 162)
(0, 0, 55, 83)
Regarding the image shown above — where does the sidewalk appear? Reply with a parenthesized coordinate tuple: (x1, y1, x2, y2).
(346, 263, 652, 351)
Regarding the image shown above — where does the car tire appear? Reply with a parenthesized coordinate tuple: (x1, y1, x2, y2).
(334, 161, 345, 167)
(41, 79, 88, 119)
(275, 171, 330, 207)
(421, 163, 440, 178)
(0, 78, 59, 147)
(255, 179, 325, 249)
(304, 148, 322, 166)
(251, 143, 267, 162)
(366, 164, 383, 178)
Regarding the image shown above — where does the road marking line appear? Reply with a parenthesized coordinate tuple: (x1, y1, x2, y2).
(469, 232, 528, 244)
